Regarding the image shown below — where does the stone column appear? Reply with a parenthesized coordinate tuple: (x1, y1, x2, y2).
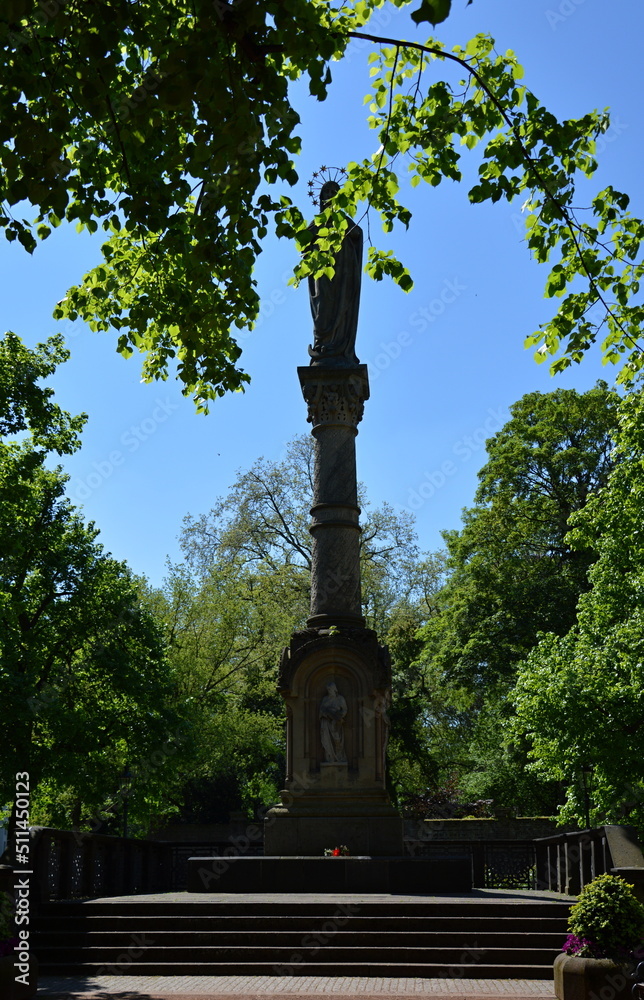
(298, 365, 369, 629)
(263, 363, 402, 857)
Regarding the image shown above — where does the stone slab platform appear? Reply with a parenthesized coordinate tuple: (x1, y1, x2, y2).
(61, 889, 573, 904)
(187, 857, 472, 894)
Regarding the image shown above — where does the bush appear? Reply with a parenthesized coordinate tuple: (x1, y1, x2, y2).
(566, 874, 644, 962)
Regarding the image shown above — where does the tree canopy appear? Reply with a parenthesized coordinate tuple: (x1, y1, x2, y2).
(398, 383, 620, 818)
(2, 1, 643, 409)
(512, 384, 644, 830)
(417, 382, 619, 690)
(0, 333, 184, 838)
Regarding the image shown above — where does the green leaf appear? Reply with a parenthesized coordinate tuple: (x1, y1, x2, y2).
(411, 0, 452, 27)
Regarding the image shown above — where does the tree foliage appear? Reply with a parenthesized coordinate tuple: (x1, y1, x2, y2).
(513, 385, 644, 831)
(0, 334, 183, 837)
(419, 382, 619, 690)
(180, 434, 423, 632)
(400, 384, 620, 817)
(1, 2, 643, 408)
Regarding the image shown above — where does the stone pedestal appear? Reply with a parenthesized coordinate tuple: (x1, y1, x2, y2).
(264, 624, 402, 855)
(188, 855, 472, 893)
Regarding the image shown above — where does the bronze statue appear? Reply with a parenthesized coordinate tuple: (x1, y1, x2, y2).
(308, 180, 362, 368)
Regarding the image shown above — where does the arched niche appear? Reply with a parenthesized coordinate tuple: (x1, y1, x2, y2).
(286, 642, 375, 775)
(304, 662, 362, 771)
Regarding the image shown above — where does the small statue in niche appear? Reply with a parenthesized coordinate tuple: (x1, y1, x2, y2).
(320, 680, 348, 763)
(375, 694, 391, 775)
(308, 179, 363, 369)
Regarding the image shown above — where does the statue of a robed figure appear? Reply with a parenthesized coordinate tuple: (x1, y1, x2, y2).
(308, 180, 363, 368)
(319, 681, 348, 763)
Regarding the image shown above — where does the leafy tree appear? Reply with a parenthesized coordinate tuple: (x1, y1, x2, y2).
(2, 2, 643, 407)
(0, 331, 86, 452)
(181, 433, 422, 633)
(0, 334, 184, 841)
(419, 382, 619, 691)
(455, 698, 562, 818)
(402, 383, 619, 816)
(144, 555, 302, 819)
(513, 385, 644, 831)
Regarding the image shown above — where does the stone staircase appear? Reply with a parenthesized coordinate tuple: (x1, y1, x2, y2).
(33, 895, 571, 978)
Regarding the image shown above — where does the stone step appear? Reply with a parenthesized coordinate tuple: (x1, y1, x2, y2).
(34, 895, 573, 978)
(37, 927, 566, 944)
(35, 897, 574, 920)
(37, 945, 560, 962)
(32, 914, 568, 933)
(38, 960, 555, 978)
(37, 929, 566, 948)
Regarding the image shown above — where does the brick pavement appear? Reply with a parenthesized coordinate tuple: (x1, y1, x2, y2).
(37, 975, 557, 999)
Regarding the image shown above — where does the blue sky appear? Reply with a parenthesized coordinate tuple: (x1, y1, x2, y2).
(2, 0, 642, 586)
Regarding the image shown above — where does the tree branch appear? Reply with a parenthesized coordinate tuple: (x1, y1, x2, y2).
(345, 29, 644, 357)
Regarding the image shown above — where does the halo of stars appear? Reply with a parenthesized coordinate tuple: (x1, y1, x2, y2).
(307, 165, 348, 207)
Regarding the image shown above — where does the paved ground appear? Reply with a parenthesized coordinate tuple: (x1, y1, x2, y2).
(37, 975, 558, 999)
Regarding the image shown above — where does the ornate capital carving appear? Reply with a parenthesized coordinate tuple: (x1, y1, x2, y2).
(298, 365, 369, 429)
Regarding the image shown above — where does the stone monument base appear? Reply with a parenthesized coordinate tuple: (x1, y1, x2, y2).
(264, 812, 403, 858)
(187, 855, 472, 894)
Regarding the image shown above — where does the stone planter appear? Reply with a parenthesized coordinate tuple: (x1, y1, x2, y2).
(554, 952, 632, 1000)
(0, 954, 38, 999)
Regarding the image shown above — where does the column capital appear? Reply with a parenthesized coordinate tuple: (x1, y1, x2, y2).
(297, 365, 370, 429)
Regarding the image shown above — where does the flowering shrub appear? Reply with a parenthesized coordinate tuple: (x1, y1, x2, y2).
(562, 934, 604, 958)
(565, 874, 644, 963)
(324, 845, 350, 856)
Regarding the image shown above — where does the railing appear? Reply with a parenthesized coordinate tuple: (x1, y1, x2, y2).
(30, 827, 172, 903)
(534, 824, 644, 896)
(404, 838, 537, 890)
(29, 823, 644, 901)
(170, 840, 263, 890)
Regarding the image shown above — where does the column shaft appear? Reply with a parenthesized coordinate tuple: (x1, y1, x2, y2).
(298, 366, 369, 628)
